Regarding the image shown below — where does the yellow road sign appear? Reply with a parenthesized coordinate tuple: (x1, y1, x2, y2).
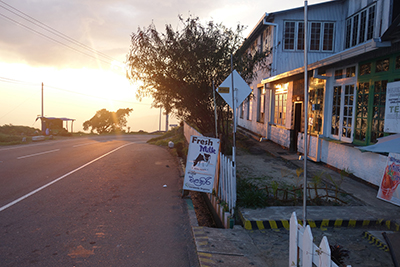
(218, 87, 230, 94)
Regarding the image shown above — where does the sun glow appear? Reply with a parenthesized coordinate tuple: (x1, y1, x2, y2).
(0, 62, 176, 132)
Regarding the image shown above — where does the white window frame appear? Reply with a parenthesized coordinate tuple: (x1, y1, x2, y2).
(330, 65, 357, 143)
(283, 21, 335, 52)
(345, 3, 376, 49)
(257, 86, 265, 123)
(274, 91, 287, 126)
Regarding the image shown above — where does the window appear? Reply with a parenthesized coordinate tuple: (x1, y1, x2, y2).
(345, 4, 376, 49)
(284, 21, 334, 52)
(309, 78, 325, 134)
(284, 22, 295, 50)
(331, 86, 341, 136)
(297, 22, 304, 50)
(376, 58, 390, 73)
(246, 90, 253, 121)
(331, 66, 356, 142)
(360, 62, 371, 75)
(274, 84, 288, 126)
(240, 103, 244, 119)
(359, 10, 367, 43)
(257, 87, 265, 123)
(310, 22, 321, 51)
(346, 66, 356, 77)
(355, 82, 369, 142)
(371, 80, 387, 141)
(354, 55, 400, 146)
(323, 23, 334, 51)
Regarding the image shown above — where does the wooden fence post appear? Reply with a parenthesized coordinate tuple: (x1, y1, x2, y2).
(303, 225, 313, 266)
(289, 212, 299, 266)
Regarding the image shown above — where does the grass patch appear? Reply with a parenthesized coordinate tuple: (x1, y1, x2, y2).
(237, 178, 269, 208)
(147, 126, 187, 159)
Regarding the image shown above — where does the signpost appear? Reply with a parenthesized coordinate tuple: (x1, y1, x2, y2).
(183, 135, 220, 193)
(216, 70, 252, 109)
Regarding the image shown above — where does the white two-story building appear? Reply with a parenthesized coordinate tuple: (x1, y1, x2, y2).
(238, 0, 400, 186)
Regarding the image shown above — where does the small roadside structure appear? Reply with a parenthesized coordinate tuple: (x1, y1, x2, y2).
(36, 116, 75, 135)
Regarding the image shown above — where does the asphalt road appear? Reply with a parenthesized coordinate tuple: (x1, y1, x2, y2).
(0, 135, 198, 266)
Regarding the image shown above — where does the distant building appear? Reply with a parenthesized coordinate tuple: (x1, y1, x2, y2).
(37, 116, 75, 135)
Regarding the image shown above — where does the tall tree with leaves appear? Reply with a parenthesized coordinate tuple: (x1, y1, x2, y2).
(83, 108, 133, 134)
(126, 15, 269, 138)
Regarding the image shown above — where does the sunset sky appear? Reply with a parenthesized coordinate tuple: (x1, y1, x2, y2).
(0, 0, 328, 133)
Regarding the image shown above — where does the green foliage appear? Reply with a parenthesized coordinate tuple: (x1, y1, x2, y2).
(83, 108, 132, 134)
(147, 126, 187, 160)
(0, 124, 39, 136)
(126, 15, 269, 135)
(0, 132, 25, 145)
(0, 124, 40, 145)
(237, 178, 269, 208)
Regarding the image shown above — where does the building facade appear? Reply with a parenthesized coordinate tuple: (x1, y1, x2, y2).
(238, 0, 400, 185)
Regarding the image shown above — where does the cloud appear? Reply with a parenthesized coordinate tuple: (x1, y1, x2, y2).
(0, 0, 329, 69)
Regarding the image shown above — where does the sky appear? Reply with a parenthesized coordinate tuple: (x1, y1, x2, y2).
(0, 0, 329, 133)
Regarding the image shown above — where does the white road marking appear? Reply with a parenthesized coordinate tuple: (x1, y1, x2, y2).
(0, 142, 133, 212)
(0, 139, 71, 152)
(17, 149, 60, 159)
(73, 142, 97, 148)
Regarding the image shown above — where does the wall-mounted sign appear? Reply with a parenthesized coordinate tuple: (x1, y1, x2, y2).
(384, 81, 400, 133)
(183, 135, 220, 193)
(377, 152, 400, 206)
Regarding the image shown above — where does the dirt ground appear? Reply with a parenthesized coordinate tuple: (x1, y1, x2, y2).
(190, 191, 217, 227)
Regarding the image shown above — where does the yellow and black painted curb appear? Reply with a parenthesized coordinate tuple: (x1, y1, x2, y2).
(192, 227, 215, 267)
(239, 211, 400, 231)
(362, 231, 389, 251)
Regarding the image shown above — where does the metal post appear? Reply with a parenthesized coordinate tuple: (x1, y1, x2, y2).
(230, 54, 236, 165)
(41, 82, 44, 132)
(166, 113, 169, 132)
(230, 54, 237, 217)
(303, 1, 308, 226)
(159, 107, 161, 131)
(213, 80, 218, 138)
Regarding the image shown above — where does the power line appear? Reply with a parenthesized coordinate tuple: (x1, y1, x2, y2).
(0, 76, 38, 86)
(0, 12, 114, 66)
(0, 1, 120, 63)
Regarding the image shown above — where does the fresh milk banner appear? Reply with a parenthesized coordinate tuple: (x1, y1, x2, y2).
(183, 135, 220, 193)
(377, 153, 400, 206)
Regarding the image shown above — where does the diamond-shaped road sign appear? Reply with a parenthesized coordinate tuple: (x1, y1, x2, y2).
(216, 70, 252, 108)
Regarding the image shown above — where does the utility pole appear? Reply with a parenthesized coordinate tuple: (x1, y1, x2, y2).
(159, 107, 161, 132)
(303, 0, 309, 226)
(41, 82, 45, 132)
(165, 113, 169, 132)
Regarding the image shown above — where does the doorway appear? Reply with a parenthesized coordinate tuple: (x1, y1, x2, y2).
(293, 102, 302, 152)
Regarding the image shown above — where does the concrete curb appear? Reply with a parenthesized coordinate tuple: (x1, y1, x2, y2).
(362, 231, 390, 252)
(192, 227, 215, 267)
(239, 210, 400, 231)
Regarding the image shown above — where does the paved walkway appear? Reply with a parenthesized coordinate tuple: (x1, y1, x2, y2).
(188, 134, 400, 266)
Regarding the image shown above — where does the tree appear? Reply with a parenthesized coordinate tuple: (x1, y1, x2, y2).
(126, 15, 269, 136)
(83, 108, 133, 134)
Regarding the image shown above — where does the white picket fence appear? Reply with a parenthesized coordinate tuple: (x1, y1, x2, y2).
(215, 152, 236, 216)
(289, 212, 351, 267)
